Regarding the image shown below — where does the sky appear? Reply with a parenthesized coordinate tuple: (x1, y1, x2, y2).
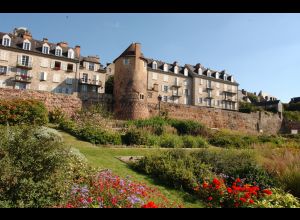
(0, 13, 299, 102)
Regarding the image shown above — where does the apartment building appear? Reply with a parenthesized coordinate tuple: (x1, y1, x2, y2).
(113, 43, 239, 120)
(0, 27, 106, 95)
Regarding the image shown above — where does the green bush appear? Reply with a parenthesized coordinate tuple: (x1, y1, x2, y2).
(127, 117, 169, 136)
(159, 134, 183, 148)
(194, 149, 276, 188)
(283, 111, 300, 122)
(0, 99, 48, 125)
(286, 102, 300, 111)
(0, 126, 89, 208)
(279, 169, 300, 198)
(133, 150, 213, 192)
(181, 135, 208, 148)
(122, 128, 149, 146)
(168, 119, 208, 136)
(49, 108, 66, 124)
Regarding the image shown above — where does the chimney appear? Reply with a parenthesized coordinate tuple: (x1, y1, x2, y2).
(42, 38, 48, 43)
(23, 31, 32, 40)
(134, 43, 142, 58)
(58, 41, 68, 48)
(74, 45, 81, 58)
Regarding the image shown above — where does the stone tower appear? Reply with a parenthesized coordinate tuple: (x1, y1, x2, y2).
(113, 43, 149, 120)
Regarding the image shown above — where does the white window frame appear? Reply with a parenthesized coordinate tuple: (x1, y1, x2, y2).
(163, 96, 168, 102)
(55, 46, 62, 56)
(42, 43, 50, 54)
(123, 58, 129, 65)
(152, 61, 157, 69)
(2, 35, 11, 47)
(68, 49, 74, 59)
(184, 68, 188, 76)
(198, 97, 203, 104)
(89, 62, 95, 71)
(23, 39, 31, 50)
(174, 66, 179, 74)
(163, 64, 168, 72)
(0, 66, 7, 74)
(40, 72, 47, 81)
(198, 68, 202, 75)
(216, 72, 219, 79)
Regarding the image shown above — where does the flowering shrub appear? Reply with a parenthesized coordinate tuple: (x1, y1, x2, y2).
(0, 99, 48, 125)
(194, 177, 274, 208)
(62, 170, 182, 208)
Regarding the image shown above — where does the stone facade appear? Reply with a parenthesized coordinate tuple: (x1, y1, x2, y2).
(0, 27, 107, 97)
(148, 102, 283, 135)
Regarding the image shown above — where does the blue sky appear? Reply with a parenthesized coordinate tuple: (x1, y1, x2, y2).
(0, 13, 299, 102)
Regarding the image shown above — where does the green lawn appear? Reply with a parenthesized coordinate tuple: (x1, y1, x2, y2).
(57, 129, 204, 208)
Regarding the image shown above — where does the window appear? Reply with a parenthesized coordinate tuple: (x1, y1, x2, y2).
(207, 70, 211, 77)
(184, 89, 189, 95)
(217, 100, 221, 106)
(55, 46, 62, 56)
(89, 62, 95, 71)
(152, 61, 157, 69)
(198, 68, 202, 75)
(207, 99, 212, 107)
(65, 78, 73, 85)
(163, 64, 168, 72)
(82, 73, 88, 83)
(174, 77, 179, 86)
(67, 64, 73, 72)
(54, 61, 61, 70)
(123, 58, 129, 65)
(208, 90, 212, 98)
(40, 72, 47, 81)
(162, 85, 169, 93)
(2, 35, 11, 47)
(174, 66, 179, 74)
(0, 66, 7, 74)
(68, 49, 74, 59)
(184, 80, 188, 86)
(207, 80, 212, 88)
(81, 85, 88, 92)
(148, 92, 153, 98)
(184, 68, 188, 76)
(152, 72, 157, 80)
(21, 55, 30, 67)
(216, 72, 219, 79)
(163, 75, 168, 82)
(23, 40, 31, 50)
(140, 93, 144, 100)
(42, 44, 49, 54)
(163, 96, 168, 102)
(198, 97, 203, 104)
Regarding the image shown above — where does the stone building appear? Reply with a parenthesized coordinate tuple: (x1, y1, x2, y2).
(0, 27, 106, 95)
(113, 43, 239, 120)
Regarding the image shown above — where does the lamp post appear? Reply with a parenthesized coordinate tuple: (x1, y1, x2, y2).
(158, 94, 162, 117)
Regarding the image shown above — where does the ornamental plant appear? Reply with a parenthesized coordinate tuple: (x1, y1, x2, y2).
(194, 177, 273, 208)
(62, 170, 182, 208)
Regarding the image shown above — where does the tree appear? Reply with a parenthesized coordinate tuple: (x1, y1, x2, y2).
(105, 76, 114, 94)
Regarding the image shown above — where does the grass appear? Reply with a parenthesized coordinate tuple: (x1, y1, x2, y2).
(57, 129, 205, 208)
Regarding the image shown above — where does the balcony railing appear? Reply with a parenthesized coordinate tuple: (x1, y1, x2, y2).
(79, 78, 102, 87)
(14, 74, 32, 83)
(223, 89, 237, 94)
(16, 61, 33, 70)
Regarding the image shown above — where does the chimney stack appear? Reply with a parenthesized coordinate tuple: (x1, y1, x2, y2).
(58, 41, 68, 48)
(74, 45, 81, 58)
(23, 31, 32, 40)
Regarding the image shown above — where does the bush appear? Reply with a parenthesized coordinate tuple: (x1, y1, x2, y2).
(49, 108, 66, 124)
(181, 135, 208, 148)
(127, 117, 169, 136)
(133, 150, 213, 192)
(122, 128, 149, 146)
(194, 149, 276, 188)
(0, 126, 89, 208)
(286, 102, 300, 111)
(168, 119, 208, 136)
(0, 99, 48, 125)
(105, 76, 114, 95)
(238, 102, 259, 113)
(159, 134, 183, 148)
(283, 111, 300, 122)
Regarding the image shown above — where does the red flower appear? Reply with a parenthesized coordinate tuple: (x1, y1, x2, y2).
(236, 178, 241, 183)
(234, 202, 239, 207)
(202, 182, 209, 189)
(66, 203, 74, 208)
(249, 199, 254, 204)
(213, 178, 220, 186)
(87, 197, 93, 203)
(141, 201, 158, 208)
(227, 187, 233, 194)
(262, 189, 272, 195)
(207, 196, 213, 201)
(240, 197, 247, 203)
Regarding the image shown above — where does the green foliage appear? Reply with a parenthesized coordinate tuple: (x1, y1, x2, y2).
(238, 102, 259, 113)
(182, 135, 208, 148)
(159, 134, 183, 148)
(0, 99, 48, 125)
(285, 102, 300, 111)
(168, 119, 208, 136)
(105, 75, 114, 94)
(127, 117, 169, 136)
(194, 149, 276, 188)
(133, 150, 213, 192)
(0, 126, 89, 208)
(247, 93, 259, 103)
(122, 128, 149, 146)
(49, 108, 66, 124)
(283, 111, 300, 122)
(279, 169, 300, 198)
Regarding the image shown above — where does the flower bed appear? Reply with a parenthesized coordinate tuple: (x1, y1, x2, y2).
(62, 170, 182, 208)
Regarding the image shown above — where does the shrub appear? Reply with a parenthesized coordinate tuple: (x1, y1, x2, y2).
(49, 108, 66, 124)
(133, 150, 213, 192)
(181, 135, 208, 148)
(0, 99, 48, 125)
(0, 126, 88, 208)
(105, 75, 114, 95)
(159, 134, 183, 148)
(194, 149, 276, 188)
(168, 119, 208, 136)
(283, 111, 300, 122)
(122, 128, 149, 146)
(238, 102, 259, 113)
(127, 117, 169, 136)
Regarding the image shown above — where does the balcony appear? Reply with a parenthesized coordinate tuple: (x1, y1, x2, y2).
(14, 74, 32, 83)
(223, 97, 237, 102)
(171, 82, 182, 88)
(79, 78, 102, 87)
(172, 90, 182, 97)
(223, 90, 237, 95)
(16, 61, 32, 70)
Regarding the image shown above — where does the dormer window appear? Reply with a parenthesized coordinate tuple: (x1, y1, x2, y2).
(174, 66, 179, 74)
(23, 39, 31, 50)
(2, 35, 11, 47)
(184, 68, 188, 76)
(152, 61, 157, 70)
(198, 68, 202, 75)
(42, 44, 49, 54)
(230, 76, 234, 82)
(68, 49, 74, 59)
(207, 70, 211, 77)
(55, 46, 62, 56)
(163, 63, 168, 72)
(215, 72, 219, 79)
(224, 74, 227, 81)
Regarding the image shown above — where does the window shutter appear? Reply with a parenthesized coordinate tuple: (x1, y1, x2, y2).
(44, 72, 48, 80)
(17, 55, 22, 65)
(51, 60, 55, 68)
(29, 56, 33, 65)
(161, 85, 164, 91)
(62, 63, 66, 71)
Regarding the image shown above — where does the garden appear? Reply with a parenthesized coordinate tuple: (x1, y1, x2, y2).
(0, 99, 299, 208)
